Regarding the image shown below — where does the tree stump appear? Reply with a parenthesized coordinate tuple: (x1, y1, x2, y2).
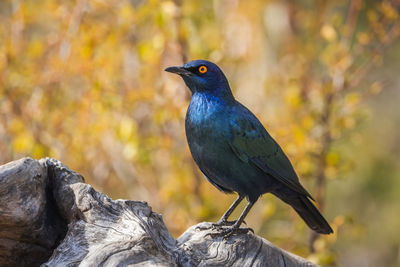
(0, 157, 317, 267)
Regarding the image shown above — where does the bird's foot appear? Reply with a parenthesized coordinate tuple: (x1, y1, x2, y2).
(205, 226, 254, 239)
(212, 219, 236, 227)
(212, 219, 248, 228)
(196, 220, 247, 231)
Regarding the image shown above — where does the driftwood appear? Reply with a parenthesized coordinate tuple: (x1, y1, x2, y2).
(0, 157, 317, 267)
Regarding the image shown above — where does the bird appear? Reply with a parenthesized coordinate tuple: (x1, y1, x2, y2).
(165, 60, 333, 235)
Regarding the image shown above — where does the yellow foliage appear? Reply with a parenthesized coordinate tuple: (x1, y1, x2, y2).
(262, 200, 276, 218)
(285, 84, 301, 108)
(326, 152, 339, 167)
(301, 115, 314, 130)
(367, 10, 378, 22)
(27, 40, 44, 58)
(118, 117, 135, 141)
(123, 142, 137, 161)
(357, 32, 371, 45)
(13, 133, 34, 153)
(320, 24, 337, 42)
(346, 92, 361, 107)
(381, 1, 398, 20)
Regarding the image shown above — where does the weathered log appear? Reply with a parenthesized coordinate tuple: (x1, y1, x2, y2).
(0, 157, 317, 267)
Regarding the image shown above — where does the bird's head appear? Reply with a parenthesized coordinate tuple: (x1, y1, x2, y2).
(165, 60, 233, 98)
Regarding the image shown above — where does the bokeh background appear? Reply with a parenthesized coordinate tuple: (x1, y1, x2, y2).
(1, 0, 399, 266)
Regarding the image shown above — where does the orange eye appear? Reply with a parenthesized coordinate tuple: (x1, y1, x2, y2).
(198, 66, 207, 74)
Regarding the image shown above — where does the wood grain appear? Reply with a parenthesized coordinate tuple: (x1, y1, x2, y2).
(0, 158, 318, 267)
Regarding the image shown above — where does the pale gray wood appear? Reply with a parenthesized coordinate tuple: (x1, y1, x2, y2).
(0, 158, 67, 266)
(0, 157, 318, 267)
(177, 223, 316, 267)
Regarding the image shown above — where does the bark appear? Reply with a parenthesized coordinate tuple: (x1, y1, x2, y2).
(0, 157, 317, 267)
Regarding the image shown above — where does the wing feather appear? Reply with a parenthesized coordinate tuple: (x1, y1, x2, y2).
(229, 114, 314, 200)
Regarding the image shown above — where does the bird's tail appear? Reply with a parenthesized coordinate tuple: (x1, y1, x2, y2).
(293, 196, 333, 234)
(274, 191, 333, 234)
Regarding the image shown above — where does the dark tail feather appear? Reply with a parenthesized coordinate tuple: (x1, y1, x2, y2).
(273, 189, 333, 234)
(293, 196, 333, 234)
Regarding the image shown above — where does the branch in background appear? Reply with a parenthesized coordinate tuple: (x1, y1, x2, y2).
(309, 0, 400, 251)
(59, 0, 87, 60)
(309, 0, 361, 251)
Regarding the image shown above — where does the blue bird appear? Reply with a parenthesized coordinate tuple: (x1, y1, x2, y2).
(165, 60, 333, 235)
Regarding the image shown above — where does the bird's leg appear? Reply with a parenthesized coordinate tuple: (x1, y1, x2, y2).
(213, 195, 244, 227)
(196, 195, 244, 231)
(228, 200, 255, 232)
(207, 200, 256, 238)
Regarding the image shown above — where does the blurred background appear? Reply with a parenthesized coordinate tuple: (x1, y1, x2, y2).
(0, 0, 399, 266)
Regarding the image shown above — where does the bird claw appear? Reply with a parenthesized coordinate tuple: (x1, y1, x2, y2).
(196, 219, 245, 231)
(212, 219, 247, 228)
(212, 219, 236, 227)
(204, 226, 254, 239)
(195, 222, 232, 232)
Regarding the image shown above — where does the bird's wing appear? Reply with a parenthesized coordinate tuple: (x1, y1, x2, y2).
(229, 112, 314, 200)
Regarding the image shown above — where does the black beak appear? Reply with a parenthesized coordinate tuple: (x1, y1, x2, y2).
(164, 66, 192, 76)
